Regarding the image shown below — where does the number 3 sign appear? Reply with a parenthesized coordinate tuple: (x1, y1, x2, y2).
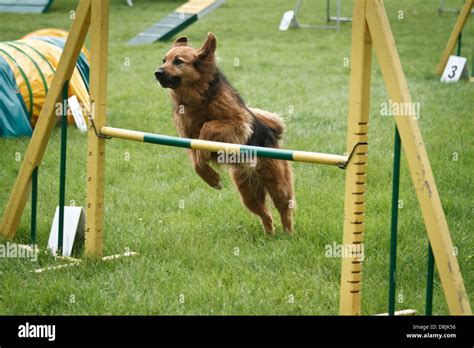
(441, 55, 469, 83)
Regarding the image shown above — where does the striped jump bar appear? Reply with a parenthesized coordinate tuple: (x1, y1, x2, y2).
(100, 126, 348, 167)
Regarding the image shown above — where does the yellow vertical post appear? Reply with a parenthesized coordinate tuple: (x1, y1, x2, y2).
(339, 0, 372, 315)
(85, 0, 109, 258)
(436, 0, 473, 74)
(0, 0, 91, 240)
(367, 0, 471, 315)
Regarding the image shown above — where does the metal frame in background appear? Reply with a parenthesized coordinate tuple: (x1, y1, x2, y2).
(438, 0, 474, 14)
(436, 0, 473, 76)
(291, 0, 352, 31)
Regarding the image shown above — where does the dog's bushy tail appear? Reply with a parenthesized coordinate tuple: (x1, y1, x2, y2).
(248, 107, 285, 136)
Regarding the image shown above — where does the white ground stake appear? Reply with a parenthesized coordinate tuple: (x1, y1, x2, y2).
(279, 10, 297, 31)
(47, 206, 85, 257)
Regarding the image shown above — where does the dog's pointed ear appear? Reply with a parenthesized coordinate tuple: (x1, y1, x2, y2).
(173, 36, 188, 47)
(197, 32, 216, 60)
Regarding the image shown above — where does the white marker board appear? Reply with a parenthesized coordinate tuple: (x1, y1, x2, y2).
(68, 95, 88, 132)
(48, 206, 85, 257)
(279, 10, 295, 31)
(441, 55, 469, 83)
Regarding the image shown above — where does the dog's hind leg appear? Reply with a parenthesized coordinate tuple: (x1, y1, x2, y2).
(231, 168, 274, 235)
(264, 161, 295, 234)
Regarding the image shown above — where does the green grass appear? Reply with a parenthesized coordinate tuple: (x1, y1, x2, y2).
(0, 0, 473, 315)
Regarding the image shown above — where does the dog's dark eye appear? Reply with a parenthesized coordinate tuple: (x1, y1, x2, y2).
(173, 58, 184, 66)
(162, 57, 166, 63)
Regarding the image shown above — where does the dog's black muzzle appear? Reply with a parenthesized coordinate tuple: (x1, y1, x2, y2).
(155, 68, 181, 89)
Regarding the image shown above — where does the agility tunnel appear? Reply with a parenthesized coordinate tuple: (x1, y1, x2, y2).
(0, 28, 90, 137)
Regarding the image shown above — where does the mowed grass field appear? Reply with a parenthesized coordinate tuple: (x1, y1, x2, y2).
(0, 0, 473, 315)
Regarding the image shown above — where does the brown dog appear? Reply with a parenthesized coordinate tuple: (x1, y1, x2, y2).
(155, 32, 295, 235)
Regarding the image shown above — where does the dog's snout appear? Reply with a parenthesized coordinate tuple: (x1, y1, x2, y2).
(155, 67, 181, 89)
(155, 68, 165, 79)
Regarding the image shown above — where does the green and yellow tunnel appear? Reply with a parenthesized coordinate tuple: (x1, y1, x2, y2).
(0, 28, 90, 137)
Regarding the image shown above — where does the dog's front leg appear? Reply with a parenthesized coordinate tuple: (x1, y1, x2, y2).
(192, 119, 247, 190)
(190, 149, 222, 190)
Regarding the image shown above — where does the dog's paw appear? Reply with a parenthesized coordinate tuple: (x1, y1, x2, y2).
(211, 180, 223, 190)
(205, 171, 222, 190)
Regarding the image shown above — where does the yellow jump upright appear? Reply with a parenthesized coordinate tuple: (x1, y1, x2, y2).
(0, 0, 471, 316)
(339, 0, 371, 316)
(85, 0, 109, 258)
(339, 0, 471, 315)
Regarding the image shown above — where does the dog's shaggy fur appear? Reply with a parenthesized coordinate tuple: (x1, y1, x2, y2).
(155, 33, 295, 234)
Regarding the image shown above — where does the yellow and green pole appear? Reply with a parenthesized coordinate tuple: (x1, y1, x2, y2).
(99, 126, 349, 167)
